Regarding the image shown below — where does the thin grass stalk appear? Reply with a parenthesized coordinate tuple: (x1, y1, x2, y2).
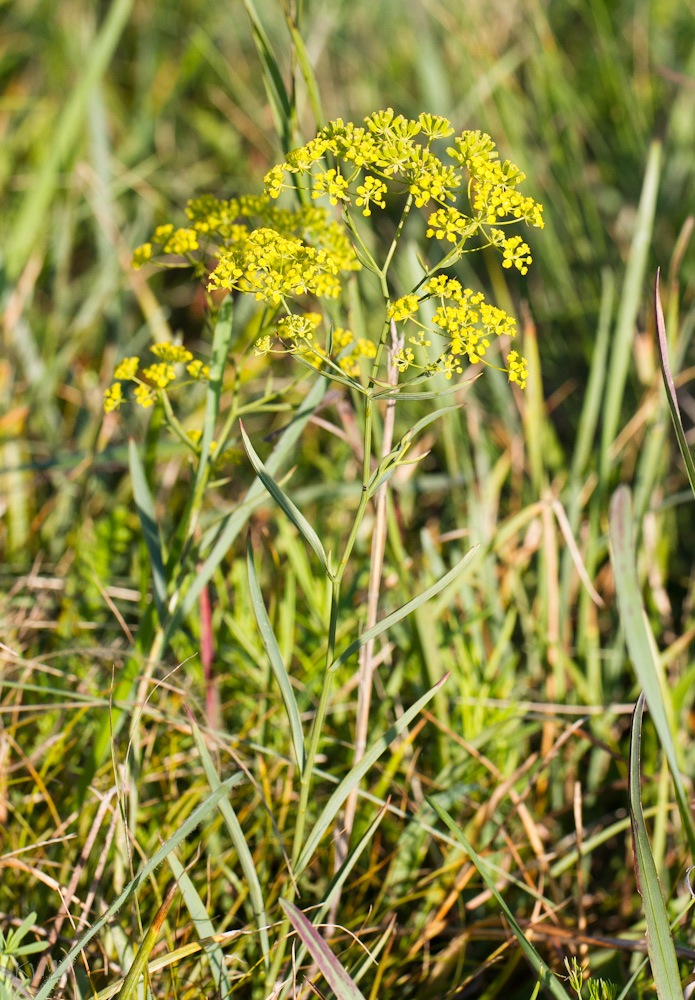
(341, 322, 400, 845)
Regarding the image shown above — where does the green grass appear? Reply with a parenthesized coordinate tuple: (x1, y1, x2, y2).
(1, 1, 695, 998)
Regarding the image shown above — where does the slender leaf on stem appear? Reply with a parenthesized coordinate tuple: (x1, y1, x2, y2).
(428, 799, 574, 1000)
(34, 776, 242, 1000)
(166, 375, 328, 642)
(280, 899, 367, 1000)
(239, 421, 329, 571)
(331, 547, 478, 671)
(129, 438, 167, 621)
(184, 707, 271, 969)
(608, 485, 695, 855)
(247, 537, 305, 771)
(654, 267, 695, 497)
(295, 676, 447, 876)
(629, 693, 683, 999)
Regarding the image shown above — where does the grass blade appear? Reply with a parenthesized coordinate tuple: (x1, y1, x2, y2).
(7, 0, 134, 281)
(654, 267, 695, 497)
(165, 375, 328, 644)
(185, 707, 271, 969)
(243, 0, 294, 152)
(331, 547, 478, 671)
(115, 879, 178, 1000)
(570, 266, 614, 481)
(287, 19, 324, 129)
(246, 537, 305, 771)
(34, 775, 242, 1000)
(166, 853, 233, 998)
(428, 798, 574, 1000)
(608, 485, 695, 855)
(129, 438, 167, 621)
(600, 140, 661, 478)
(295, 675, 447, 876)
(280, 899, 367, 1000)
(193, 295, 235, 498)
(239, 421, 328, 571)
(629, 693, 683, 999)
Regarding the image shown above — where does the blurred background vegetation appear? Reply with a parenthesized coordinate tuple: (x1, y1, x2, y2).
(1, 0, 695, 997)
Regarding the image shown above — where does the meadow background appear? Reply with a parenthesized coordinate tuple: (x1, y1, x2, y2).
(1, 0, 695, 997)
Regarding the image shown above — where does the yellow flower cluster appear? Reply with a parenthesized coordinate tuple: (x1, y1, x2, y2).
(387, 276, 527, 386)
(132, 225, 200, 269)
(125, 112, 541, 397)
(207, 228, 343, 304)
(104, 341, 210, 412)
(448, 131, 544, 229)
(131, 195, 360, 311)
(255, 313, 376, 380)
(264, 112, 543, 259)
(265, 110, 465, 213)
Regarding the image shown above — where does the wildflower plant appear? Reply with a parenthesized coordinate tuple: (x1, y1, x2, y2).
(120, 110, 541, 406)
(100, 109, 543, 991)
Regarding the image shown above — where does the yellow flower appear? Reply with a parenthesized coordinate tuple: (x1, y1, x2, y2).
(141, 362, 175, 388)
(114, 357, 139, 381)
(134, 384, 157, 408)
(132, 243, 153, 269)
(388, 294, 420, 322)
(312, 168, 350, 206)
(186, 359, 210, 380)
(151, 342, 194, 364)
(507, 350, 528, 389)
(104, 382, 123, 412)
(355, 175, 387, 216)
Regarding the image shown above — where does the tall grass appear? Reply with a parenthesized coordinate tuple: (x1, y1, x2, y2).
(1, 1, 694, 998)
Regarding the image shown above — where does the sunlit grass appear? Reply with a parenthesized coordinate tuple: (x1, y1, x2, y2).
(1, 1, 695, 998)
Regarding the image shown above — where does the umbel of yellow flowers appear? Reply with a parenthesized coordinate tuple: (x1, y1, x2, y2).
(106, 111, 543, 411)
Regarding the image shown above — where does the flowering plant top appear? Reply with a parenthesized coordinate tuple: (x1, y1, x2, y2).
(108, 110, 543, 412)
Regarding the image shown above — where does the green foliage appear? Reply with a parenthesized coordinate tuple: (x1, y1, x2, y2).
(1, 1, 695, 998)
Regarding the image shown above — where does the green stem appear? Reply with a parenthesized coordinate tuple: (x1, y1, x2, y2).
(381, 191, 413, 277)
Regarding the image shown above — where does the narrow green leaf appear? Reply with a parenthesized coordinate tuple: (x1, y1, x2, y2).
(246, 538, 305, 770)
(166, 853, 233, 997)
(277, 808, 387, 1000)
(366, 402, 465, 497)
(7, 0, 134, 280)
(287, 20, 324, 129)
(185, 707, 271, 969)
(570, 267, 614, 480)
(280, 900, 367, 1000)
(34, 775, 242, 1000)
(239, 421, 328, 571)
(115, 880, 178, 1000)
(608, 485, 695, 855)
(600, 140, 661, 477)
(243, 0, 293, 151)
(629, 694, 683, 999)
(129, 438, 167, 620)
(164, 375, 328, 645)
(331, 547, 478, 671)
(193, 295, 235, 497)
(654, 268, 695, 497)
(295, 676, 447, 876)
(429, 799, 574, 1000)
